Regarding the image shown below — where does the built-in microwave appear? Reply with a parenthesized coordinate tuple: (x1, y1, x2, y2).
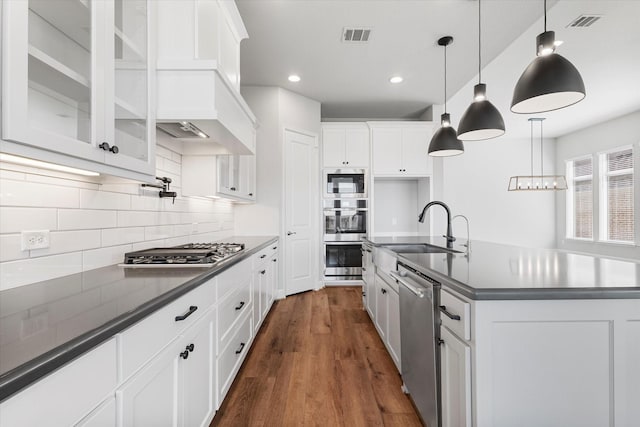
(323, 169, 367, 198)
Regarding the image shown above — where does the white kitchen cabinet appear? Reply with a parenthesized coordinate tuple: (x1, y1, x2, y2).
(440, 327, 472, 427)
(374, 274, 388, 342)
(117, 309, 214, 427)
(0, 339, 117, 427)
(75, 397, 116, 427)
(265, 252, 278, 317)
(182, 154, 256, 202)
(372, 272, 401, 372)
(253, 266, 267, 334)
(361, 244, 375, 317)
(322, 123, 370, 168)
(217, 311, 253, 405)
(252, 242, 279, 332)
(370, 123, 433, 176)
(1, 0, 156, 181)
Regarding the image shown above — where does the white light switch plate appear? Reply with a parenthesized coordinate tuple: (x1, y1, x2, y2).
(21, 230, 50, 251)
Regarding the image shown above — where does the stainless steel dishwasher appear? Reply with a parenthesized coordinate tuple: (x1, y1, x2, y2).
(390, 263, 441, 427)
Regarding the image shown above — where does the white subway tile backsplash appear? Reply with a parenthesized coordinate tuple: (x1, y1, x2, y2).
(101, 227, 145, 246)
(58, 209, 117, 230)
(82, 244, 132, 271)
(144, 225, 174, 241)
(30, 230, 102, 257)
(117, 211, 157, 227)
(0, 180, 79, 208)
(0, 234, 29, 262)
(0, 145, 237, 288)
(0, 253, 83, 291)
(0, 207, 58, 233)
(79, 189, 131, 210)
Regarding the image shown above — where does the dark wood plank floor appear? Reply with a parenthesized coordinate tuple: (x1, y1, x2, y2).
(210, 286, 423, 427)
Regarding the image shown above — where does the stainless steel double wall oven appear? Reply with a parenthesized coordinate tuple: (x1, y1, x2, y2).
(323, 169, 368, 280)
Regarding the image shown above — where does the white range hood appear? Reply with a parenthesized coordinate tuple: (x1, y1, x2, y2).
(155, 0, 257, 156)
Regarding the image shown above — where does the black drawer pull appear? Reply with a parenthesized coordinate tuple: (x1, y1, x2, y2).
(381, 288, 387, 295)
(235, 342, 246, 354)
(260, 269, 266, 275)
(260, 254, 267, 259)
(180, 350, 189, 360)
(272, 246, 277, 250)
(186, 343, 194, 352)
(272, 258, 277, 262)
(362, 267, 367, 272)
(175, 305, 198, 321)
(439, 305, 461, 321)
(438, 339, 445, 346)
(235, 301, 245, 310)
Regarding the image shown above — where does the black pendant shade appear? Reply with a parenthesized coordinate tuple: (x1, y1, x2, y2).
(511, 46, 586, 113)
(457, 0, 505, 141)
(428, 36, 464, 157)
(458, 84, 505, 141)
(428, 113, 464, 157)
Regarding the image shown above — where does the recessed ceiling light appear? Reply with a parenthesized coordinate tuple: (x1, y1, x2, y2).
(389, 76, 403, 84)
(288, 75, 301, 83)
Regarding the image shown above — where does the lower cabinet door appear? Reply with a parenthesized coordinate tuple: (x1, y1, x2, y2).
(440, 327, 472, 427)
(179, 311, 215, 427)
(387, 288, 401, 372)
(217, 312, 253, 404)
(117, 341, 180, 427)
(374, 275, 388, 341)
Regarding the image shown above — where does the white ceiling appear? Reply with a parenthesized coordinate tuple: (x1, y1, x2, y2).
(237, 0, 640, 137)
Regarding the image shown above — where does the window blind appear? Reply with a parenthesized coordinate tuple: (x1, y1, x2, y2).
(605, 149, 634, 242)
(571, 158, 593, 239)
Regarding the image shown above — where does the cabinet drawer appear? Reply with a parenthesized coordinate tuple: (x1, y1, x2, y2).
(253, 243, 278, 269)
(119, 279, 215, 381)
(0, 339, 116, 427)
(217, 258, 252, 301)
(217, 277, 252, 353)
(440, 290, 471, 341)
(217, 312, 252, 403)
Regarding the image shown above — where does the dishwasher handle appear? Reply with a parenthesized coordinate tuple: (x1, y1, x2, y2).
(390, 271, 428, 299)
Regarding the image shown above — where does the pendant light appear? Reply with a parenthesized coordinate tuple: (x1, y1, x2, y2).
(508, 118, 568, 191)
(457, 0, 505, 141)
(511, 0, 585, 114)
(429, 36, 464, 157)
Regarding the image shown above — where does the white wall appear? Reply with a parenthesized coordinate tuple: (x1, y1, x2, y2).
(555, 110, 640, 259)
(439, 136, 557, 248)
(373, 178, 431, 236)
(0, 133, 235, 291)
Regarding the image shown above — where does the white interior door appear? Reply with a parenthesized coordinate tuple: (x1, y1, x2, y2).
(284, 129, 318, 295)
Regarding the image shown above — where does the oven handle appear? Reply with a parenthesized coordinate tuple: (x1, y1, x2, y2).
(323, 208, 368, 212)
(325, 241, 365, 246)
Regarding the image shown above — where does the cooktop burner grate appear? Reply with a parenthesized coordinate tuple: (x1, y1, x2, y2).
(122, 242, 245, 267)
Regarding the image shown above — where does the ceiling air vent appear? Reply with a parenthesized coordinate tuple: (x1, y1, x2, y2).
(567, 15, 602, 28)
(342, 27, 371, 43)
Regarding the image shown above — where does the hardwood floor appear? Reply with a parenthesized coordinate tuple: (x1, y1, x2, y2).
(210, 286, 423, 427)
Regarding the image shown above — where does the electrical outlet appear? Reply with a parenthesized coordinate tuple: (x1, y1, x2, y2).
(21, 230, 50, 251)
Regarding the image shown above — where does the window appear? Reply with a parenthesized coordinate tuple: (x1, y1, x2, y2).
(600, 147, 634, 242)
(567, 157, 593, 239)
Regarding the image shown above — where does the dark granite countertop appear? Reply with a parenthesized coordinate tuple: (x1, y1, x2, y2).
(0, 236, 277, 402)
(364, 236, 640, 300)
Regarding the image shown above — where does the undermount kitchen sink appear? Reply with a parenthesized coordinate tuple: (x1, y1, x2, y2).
(381, 244, 462, 254)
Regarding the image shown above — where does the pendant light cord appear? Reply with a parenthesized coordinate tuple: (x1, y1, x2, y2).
(478, 0, 482, 83)
(540, 120, 544, 177)
(444, 43, 447, 112)
(544, 0, 547, 31)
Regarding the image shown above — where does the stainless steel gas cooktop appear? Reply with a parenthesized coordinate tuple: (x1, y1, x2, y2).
(121, 242, 245, 267)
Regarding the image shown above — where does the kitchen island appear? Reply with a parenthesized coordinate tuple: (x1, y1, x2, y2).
(366, 236, 640, 427)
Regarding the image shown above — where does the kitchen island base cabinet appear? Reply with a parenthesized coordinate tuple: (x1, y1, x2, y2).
(116, 309, 215, 427)
(373, 273, 401, 372)
(444, 289, 640, 427)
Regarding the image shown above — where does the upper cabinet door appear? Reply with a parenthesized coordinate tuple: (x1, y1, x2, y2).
(344, 128, 369, 167)
(401, 127, 432, 176)
(322, 128, 346, 167)
(2, 0, 104, 162)
(104, 0, 155, 175)
(372, 128, 403, 175)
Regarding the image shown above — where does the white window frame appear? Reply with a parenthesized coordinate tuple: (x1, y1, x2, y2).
(566, 155, 594, 241)
(598, 145, 634, 245)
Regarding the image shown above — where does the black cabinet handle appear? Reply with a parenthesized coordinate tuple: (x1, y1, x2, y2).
(272, 258, 277, 262)
(235, 301, 245, 310)
(99, 142, 119, 154)
(362, 267, 367, 271)
(249, 193, 253, 196)
(180, 350, 189, 359)
(186, 343, 194, 352)
(272, 246, 277, 250)
(235, 342, 246, 354)
(438, 339, 445, 346)
(381, 288, 387, 295)
(439, 305, 461, 321)
(260, 270, 266, 275)
(175, 305, 198, 321)
(260, 254, 266, 259)
(230, 187, 237, 191)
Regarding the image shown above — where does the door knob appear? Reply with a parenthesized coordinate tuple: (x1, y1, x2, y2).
(287, 231, 296, 236)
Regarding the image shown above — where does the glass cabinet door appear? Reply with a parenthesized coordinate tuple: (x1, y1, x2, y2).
(106, 0, 154, 174)
(2, 0, 103, 162)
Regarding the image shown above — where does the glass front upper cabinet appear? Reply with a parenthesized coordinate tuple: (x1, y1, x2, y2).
(2, 0, 155, 176)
